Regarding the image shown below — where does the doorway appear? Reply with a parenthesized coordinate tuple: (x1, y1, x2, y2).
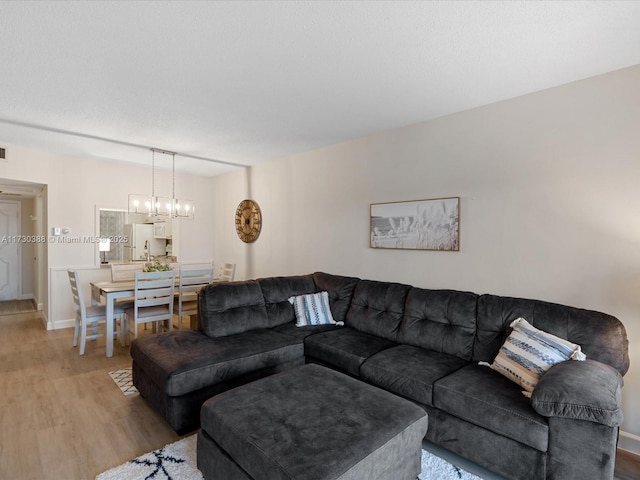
(0, 201, 20, 300)
(0, 179, 47, 311)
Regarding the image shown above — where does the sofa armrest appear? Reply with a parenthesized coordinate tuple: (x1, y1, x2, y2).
(531, 359, 623, 427)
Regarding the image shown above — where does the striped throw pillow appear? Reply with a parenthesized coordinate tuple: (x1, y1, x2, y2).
(482, 317, 586, 396)
(288, 291, 342, 327)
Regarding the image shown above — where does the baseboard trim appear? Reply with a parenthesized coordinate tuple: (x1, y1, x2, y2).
(619, 430, 640, 456)
(48, 318, 75, 331)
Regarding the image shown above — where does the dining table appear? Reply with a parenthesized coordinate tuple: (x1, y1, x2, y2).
(91, 274, 201, 357)
(90, 280, 138, 357)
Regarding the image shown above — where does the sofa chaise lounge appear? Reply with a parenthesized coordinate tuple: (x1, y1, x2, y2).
(130, 271, 629, 480)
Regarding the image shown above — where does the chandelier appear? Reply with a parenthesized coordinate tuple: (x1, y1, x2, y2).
(128, 148, 195, 220)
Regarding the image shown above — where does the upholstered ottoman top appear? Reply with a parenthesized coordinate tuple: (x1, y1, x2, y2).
(199, 363, 428, 480)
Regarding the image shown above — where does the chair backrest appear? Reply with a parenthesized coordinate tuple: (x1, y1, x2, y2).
(111, 263, 144, 282)
(178, 267, 214, 297)
(215, 263, 236, 282)
(67, 269, 86, 318)
(167, 262, 181, 272)
(133, 270, 176, 309)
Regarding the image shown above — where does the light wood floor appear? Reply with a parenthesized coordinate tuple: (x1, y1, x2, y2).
(0, 311, 179, 480)
(1, 311, 638, 480)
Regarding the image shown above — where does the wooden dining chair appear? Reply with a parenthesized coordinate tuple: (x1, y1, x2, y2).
(125, 270, 176, 340)
(68, 269, 126, 355)
(214, 262, 236, 282)
(173, 267, 214, 329)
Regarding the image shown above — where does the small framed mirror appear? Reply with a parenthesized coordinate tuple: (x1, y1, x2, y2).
(98, 208, 127, 263)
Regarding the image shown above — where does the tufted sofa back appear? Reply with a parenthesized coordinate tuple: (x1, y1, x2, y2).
(199, 273, 360, 337)
(398, 288, 478, 361)
(198, 273, 629, 377)
(198, 280, 269, 337)
(258, 275, 316, 327)
(312, 272, 360, 322)
(345, 279, 411, 342)
(474, 294, 630, 375)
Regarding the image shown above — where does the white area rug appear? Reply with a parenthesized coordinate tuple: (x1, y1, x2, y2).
(108, 368, 139, 396)
(96, 435, 201, 480)
(96, 434, 482, 480)
(419, 448, 482, 480)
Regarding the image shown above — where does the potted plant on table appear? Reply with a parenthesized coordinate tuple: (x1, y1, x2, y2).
(143, 261, 172, 272)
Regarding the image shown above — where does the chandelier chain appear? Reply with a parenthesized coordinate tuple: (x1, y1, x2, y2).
(151, 149, 156, 198)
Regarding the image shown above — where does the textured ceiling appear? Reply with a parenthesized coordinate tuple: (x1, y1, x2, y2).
(0, 1, 639, 177)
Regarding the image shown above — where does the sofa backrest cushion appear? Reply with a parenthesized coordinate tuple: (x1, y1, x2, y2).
(258, 275, 316, 327)
(399, 288, 478, 361)
(345, 279, 411, 341)
(312, 272, 360, 322)
(474, 294, 630, 376)
(198, 280, 269, 337)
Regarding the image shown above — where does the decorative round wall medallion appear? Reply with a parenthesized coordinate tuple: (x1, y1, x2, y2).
(235, 199, 262, 243)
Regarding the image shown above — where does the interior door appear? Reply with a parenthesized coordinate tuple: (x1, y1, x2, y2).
(0, 201, 20, 300)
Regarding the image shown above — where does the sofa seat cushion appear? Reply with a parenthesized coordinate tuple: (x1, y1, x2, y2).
(361, 345, 468, 407)
(304, 327, 397, 376)
(433, 363, 549, 452)
(271, 322, 342, 342)
(130, 329, 303, 397)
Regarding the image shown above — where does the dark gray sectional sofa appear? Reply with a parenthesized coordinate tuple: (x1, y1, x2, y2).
(130, 271, 629, 480)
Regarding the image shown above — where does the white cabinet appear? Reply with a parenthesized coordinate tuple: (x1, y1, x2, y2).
(153, 221, 172, 239)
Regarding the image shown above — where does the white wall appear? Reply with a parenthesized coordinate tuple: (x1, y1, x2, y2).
(211, 65, 640, 446)
(0, 145, 216, 328)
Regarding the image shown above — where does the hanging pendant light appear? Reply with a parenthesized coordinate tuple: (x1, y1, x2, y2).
(128, 149, 195, 219)
(169, 151, 195, 220)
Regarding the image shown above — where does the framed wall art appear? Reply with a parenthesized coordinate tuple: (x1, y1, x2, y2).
(370, 197, 459, 251)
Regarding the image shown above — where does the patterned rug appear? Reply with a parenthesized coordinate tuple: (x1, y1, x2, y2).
(96, 435, 201, 480)
(108, 368, 139, 396)
(96, 434, 482, 480)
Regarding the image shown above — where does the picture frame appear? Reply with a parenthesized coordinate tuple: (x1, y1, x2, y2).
(370, 197, 460, 251)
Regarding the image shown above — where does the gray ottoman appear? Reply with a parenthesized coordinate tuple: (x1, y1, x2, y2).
(197, 363, 428, 480)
